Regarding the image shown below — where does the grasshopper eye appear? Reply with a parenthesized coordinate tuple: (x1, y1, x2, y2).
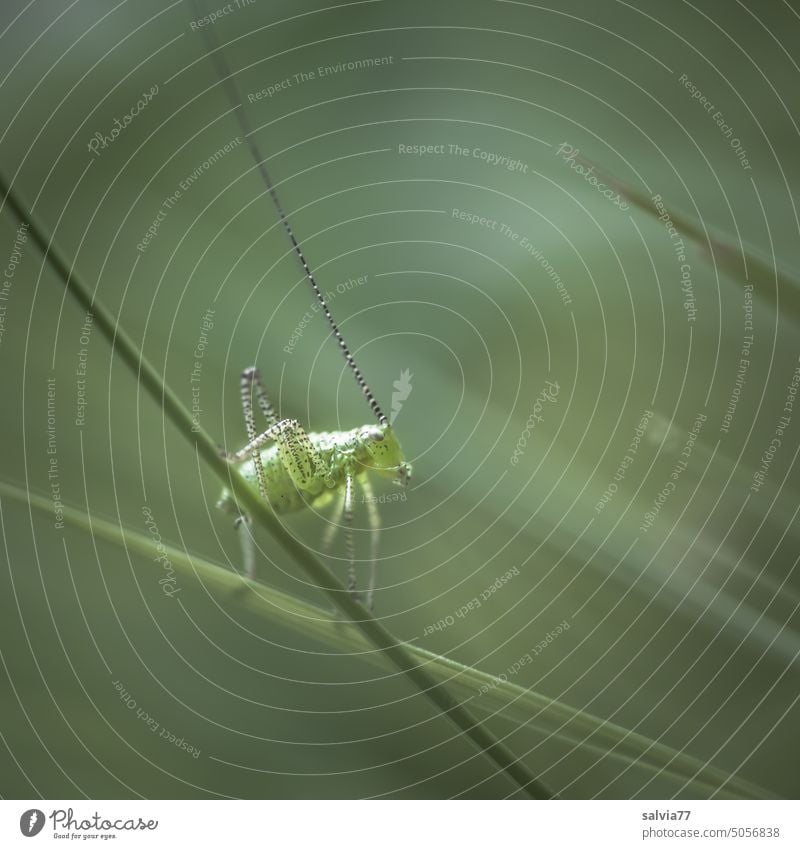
(364, 427, 384, 442)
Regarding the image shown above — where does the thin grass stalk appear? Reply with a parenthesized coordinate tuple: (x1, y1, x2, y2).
(0, 480, 775, 800)
(585, 160, 800, 322)
(0, 174, 552, 799)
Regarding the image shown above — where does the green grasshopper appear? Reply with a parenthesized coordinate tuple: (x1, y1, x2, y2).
(195, 7, 412, 609)
(217, 370, 411, 610)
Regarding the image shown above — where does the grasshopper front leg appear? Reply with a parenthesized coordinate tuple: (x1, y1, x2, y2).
(359, 475, 381, 611)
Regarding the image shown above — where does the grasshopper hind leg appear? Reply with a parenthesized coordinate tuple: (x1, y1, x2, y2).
(225, 367, 277, 579)
(228, 367, 329, 579)
(238, 366, 277, 501)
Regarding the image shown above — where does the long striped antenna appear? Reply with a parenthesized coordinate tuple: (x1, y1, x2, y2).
(189, 1, 388, 426)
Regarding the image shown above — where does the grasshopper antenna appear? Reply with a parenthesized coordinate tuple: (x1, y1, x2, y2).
(189, 0, 389, 426)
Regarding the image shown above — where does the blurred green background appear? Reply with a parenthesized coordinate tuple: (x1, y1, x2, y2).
(1, 0, 798, 799)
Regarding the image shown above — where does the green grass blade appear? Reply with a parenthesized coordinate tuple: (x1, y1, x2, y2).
(585, 160, 800, 322)
(0, 480, 775, 800)
(0, 174, 551, 799)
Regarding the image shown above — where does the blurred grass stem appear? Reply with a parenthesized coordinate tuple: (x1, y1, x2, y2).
(0, 173, 552, 800)
(1, 479, 775, 800)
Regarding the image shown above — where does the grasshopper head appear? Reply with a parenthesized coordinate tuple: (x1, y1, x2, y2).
(357, 424, 412, 485)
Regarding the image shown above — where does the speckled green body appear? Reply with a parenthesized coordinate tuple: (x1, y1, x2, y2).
(218, 423, 410, 516)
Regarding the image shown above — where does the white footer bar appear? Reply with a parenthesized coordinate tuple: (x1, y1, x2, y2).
(2, 799, 796, 848)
